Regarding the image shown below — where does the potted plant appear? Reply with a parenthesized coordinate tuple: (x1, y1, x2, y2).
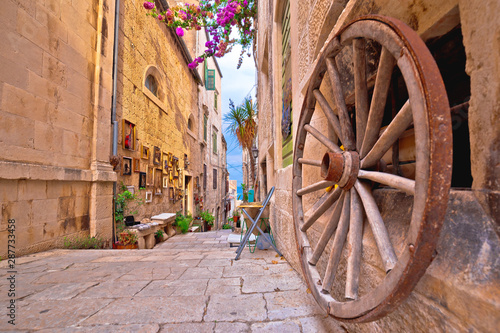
(114, 183, 143, 244)
(174, 212, 192, 234)
(155, 229, 165, 243)
(233, 210, 241, 228)
(200, 210, 215, 231)
(115, 229, 138, 249)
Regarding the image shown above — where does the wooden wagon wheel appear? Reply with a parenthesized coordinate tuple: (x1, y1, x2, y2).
(292, 15, 452, 322)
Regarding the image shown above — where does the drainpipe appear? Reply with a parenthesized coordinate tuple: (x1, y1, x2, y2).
(111, 0, 121, 244)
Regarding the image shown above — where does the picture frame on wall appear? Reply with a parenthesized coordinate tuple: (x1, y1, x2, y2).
(139, 172, 146, 189)
(133, 158, 140, 173)
(126, 185, 134, 194)
(153, 146, 161, 165)
(122, 120, 136, 150)
(141, 144, 150, 160)
(162, 152, 169, 173)
(145, 191, 153, 203)
(122, 157, 132, 175)
(146, 166, 154, 186)
(154, 168, 162, 195)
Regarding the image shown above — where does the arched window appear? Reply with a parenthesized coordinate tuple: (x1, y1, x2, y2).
(188, 117, 193, 130)
(145, 74, 158, 97)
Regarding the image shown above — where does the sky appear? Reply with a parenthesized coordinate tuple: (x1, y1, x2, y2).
(218, 44, 256, 189)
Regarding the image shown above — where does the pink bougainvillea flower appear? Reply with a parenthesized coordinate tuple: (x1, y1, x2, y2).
(188, 61, 197, 69)
(176, 27, 184, 36)
(143, 1, 154, 10)
(157, 14, 163, 21)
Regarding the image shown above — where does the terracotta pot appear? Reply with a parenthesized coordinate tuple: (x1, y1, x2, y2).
(113, 242, 138, 249)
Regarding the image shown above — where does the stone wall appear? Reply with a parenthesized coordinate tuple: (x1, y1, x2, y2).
(256, 0, 499, 331)
(0, 0, 116, 257)
(115, 0, 201, 220)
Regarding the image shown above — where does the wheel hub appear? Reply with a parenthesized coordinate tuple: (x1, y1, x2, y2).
(321, 151, 359, 190)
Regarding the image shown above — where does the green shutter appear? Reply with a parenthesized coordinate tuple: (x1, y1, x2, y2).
(206, 69, 216, 91)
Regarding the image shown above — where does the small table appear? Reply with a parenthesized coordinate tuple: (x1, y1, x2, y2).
(237, 202, 270, 236)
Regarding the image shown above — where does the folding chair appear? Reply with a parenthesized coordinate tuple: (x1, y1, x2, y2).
(235, 187, 282, 260)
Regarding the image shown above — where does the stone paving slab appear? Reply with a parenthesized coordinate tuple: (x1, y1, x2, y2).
(1, 230, 346, 332)
(205, 293, 267, 322)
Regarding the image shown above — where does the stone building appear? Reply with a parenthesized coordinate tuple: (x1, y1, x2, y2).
(0, 0, 228, 257)
(255, 0, 499, 331)
(0, 0, 117, 257)
(114, 0, 203, 223)
(190, 28, 227, 229)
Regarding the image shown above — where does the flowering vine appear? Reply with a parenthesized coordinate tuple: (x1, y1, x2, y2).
(144, 0, 256, 69)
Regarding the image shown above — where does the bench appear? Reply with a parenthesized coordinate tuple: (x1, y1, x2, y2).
(126, 213, 176, 249)
(151, 213, 176, 239)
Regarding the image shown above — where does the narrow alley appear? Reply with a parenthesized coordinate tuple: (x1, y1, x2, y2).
(0, 231, 345, 332)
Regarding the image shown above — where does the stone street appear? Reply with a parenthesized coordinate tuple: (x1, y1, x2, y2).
(0, 230, 346, 332)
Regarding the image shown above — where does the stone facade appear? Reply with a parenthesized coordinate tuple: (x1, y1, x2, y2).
(115, 0, 201, 223)
(194, 29, 227, 229)
(0, 0, 116, 257)
(255, 0, 499, 331)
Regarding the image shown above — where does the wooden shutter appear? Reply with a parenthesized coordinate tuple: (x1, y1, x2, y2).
(206, 69, 216, 90)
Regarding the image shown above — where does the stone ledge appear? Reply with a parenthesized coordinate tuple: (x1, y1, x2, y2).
(0, 160, 117, 183)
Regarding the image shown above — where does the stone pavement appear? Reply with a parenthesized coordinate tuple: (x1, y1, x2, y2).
(0, 230, 346, 332)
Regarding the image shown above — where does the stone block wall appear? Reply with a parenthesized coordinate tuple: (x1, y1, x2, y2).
(115, 0, 200, 220)
(0, 0, 117, 257)
(257, 0, 499, 331)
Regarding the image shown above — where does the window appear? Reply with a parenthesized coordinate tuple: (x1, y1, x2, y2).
(214, 91, 218, 110)
(145, 74, 158, 97)
(203, 115, 208, 142)
(206, 69, 215, 90)
(213, 168, 217, 189)
(203, 164, 207, 189)
(188, 117, 193, 130)
(204, 59, 215, 90)
(212, 127, 218, 154)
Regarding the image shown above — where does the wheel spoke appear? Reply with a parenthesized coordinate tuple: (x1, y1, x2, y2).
(313, 89, 343, 142)
(302, 187, 342, 232)
(309, 192, 345, 266)
(326, 57, 356, 151)
(361, 100, 412, 169)
(345, 188, 363, 300)
(358, 169, 415, 195)
(297, 180, 336, 196)
(353, 39, 369, 151)
(359, 47, 396, 158)
(304, 124, 343, 154)
(298, 158, 322, 167)
(354, 180, 397, 272)
(322, 191, 351, 292)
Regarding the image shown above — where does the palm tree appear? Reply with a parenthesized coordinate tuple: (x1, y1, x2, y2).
(224, 97, 258, 186)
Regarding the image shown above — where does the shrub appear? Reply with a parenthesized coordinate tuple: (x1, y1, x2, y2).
(175, 212, 193, 234)
(222, 224, 232, 229)
(200, 210, 215, 226)
(64, 235, 107, 249)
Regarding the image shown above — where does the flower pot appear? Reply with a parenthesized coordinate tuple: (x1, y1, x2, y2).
(233, 216, 240, 228)
(113, 242, 138, 249)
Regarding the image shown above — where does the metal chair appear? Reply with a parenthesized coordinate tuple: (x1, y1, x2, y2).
(235, 187, 282, 260)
